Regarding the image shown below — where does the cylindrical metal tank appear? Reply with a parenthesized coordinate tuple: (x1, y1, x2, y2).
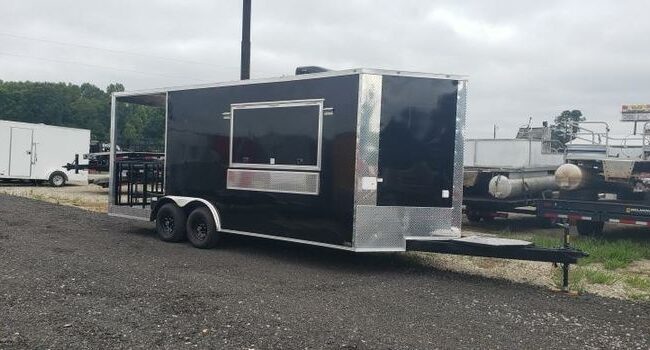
(555, 163, 594, 190)
(488, 175, 557, 199)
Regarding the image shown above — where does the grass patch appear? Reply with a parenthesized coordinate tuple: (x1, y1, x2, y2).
(581, 268, 618, 285)
(625, 275, 650, 291)
(552, 267, 617, 291)
(574, 239, 650, 269)
(627, 292, 650, 301)
(500, 231, 650, 270)
(552, 267, 586, 293)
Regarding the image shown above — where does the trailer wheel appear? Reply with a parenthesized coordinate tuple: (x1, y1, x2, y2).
(576, 220, 604, 236)
(49, 172, 67, 187)
(155, 203, 187, 242)
(186, 207, 221, 249)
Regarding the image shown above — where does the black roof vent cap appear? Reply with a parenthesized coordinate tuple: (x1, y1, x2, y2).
(295, 66, 330, 75)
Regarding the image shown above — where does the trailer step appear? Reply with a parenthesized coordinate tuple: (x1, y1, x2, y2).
(451, 236, 532, 247)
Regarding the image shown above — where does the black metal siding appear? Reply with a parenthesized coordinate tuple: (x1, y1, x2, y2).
(166, 75, 359, 245)
(377, 76, 458, 207)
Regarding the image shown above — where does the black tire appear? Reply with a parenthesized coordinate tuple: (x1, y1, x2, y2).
(155, 203, 187, 242)
(49, 172, 67, 187)
(186, 207, 221, 249)
(576, 220, 604, 236)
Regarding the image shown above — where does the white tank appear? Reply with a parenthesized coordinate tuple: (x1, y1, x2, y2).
(555, 163, 592, 190)
(488, 175, 557, 199)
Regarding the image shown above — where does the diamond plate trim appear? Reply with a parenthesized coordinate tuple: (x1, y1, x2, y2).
(452, 80, 467, 230)
(353, 74, 382, 206)
(351, 75, 466, 250)
(227, 169, 319, 195)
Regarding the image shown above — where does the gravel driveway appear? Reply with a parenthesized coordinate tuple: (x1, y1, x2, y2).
(1, 194, 649, 349)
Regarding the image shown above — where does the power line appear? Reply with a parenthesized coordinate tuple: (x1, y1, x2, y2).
(0, 31, 240, 72)
(0, 51, 213, 82)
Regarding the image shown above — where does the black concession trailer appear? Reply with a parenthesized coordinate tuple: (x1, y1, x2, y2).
(109, 68, 585, 288)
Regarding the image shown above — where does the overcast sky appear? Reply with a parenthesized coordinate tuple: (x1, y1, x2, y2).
(1, 0, 648, 137)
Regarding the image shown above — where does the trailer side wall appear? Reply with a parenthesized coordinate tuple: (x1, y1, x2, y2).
(165, 75, 360, 245)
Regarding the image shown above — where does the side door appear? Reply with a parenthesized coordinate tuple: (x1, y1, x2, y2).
(9, 127, 33, 177)
(376, 76, 458, 208)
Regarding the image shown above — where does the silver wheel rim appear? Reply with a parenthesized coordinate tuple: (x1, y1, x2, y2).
(52, 175, 64, 186)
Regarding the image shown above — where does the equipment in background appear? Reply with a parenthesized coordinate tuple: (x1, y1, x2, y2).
(463, 124, 564, 222)
(0, 120, 90, 187)
(106, 68, 585, 290)
(539, 105, 650, 235)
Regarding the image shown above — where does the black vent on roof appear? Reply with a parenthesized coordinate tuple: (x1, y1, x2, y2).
(295, 66, 330, 75)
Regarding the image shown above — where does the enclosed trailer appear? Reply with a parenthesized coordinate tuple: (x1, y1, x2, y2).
(108, 69, 585, 287)
(0, 120, 90, 186)
(109, 69, 464, 250)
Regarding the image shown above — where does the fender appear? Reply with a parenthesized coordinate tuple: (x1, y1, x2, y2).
(152, 196, 222, 230)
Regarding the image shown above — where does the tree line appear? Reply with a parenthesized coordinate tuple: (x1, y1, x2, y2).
(0, 79, 584, 152)
(0, 80, 164, 151)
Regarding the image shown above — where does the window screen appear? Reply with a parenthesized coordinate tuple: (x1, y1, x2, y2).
(231, 102, 322, 169)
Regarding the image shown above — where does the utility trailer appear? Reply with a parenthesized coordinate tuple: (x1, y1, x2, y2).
(538, 106, 650, 235)
(0, 120, 90, 186)
(108, 69, 585, 288)
(538, 198, 650, 235)
(463, 130, 564, 222)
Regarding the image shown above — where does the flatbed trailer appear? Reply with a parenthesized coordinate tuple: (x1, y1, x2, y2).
(538, 198, 650, 235)
(463, 196, 537, 222)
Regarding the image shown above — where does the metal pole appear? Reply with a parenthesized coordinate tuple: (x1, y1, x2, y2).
(562, 221, 570, 292)
(240, 0, 251, 80)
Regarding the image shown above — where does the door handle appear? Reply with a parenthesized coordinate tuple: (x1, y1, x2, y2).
(26, 151, 31, 155)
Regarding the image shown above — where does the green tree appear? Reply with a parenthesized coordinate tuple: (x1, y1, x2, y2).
(0, 80, 164, 151)
(552, 109, 585, 147)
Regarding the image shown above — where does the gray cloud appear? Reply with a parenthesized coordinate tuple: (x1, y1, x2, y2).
(1, 0, 649, 137)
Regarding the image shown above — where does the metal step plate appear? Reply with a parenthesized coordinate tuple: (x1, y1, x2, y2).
(452, 235, 533, 247)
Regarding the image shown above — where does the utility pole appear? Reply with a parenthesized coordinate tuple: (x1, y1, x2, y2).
(240, 0, 252, 80)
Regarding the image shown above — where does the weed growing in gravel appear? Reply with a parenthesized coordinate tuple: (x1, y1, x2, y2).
(580, 268, 618, 285)
(575, 239, 650, 270)
(625, 275, 650, 291)
(552, 267, 587, 293)
(504, 232, 650, 270)
(627, 292, 650, 301)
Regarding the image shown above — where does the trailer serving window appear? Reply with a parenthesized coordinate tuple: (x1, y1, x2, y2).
(229, 99, 323, 171)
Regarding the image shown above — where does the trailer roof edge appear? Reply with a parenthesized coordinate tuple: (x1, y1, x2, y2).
(112, 68, 469, 98)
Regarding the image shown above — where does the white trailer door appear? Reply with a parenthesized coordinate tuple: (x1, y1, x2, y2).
(9, 127, 33, 177)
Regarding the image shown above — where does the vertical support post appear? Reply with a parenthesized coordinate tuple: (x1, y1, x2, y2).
(240, 0, 251, 80)
(562, 221, 570, 292)
(109, 94, 117, 207)
(143, 163, 148, 209)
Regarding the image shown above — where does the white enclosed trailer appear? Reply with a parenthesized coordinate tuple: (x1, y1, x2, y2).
(0, 120, 90, 186)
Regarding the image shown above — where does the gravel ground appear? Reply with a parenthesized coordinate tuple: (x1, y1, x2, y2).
(1, 195, 649, 349)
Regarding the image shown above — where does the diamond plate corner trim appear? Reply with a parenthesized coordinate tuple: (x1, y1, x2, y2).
(352, 74, 384, 248)
(227, 169, 320, 195)
(353, 74, 383, 206)
(452, 80, 467, 230)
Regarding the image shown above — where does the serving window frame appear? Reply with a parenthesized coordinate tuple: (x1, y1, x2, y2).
(228, 98, 325, 171)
